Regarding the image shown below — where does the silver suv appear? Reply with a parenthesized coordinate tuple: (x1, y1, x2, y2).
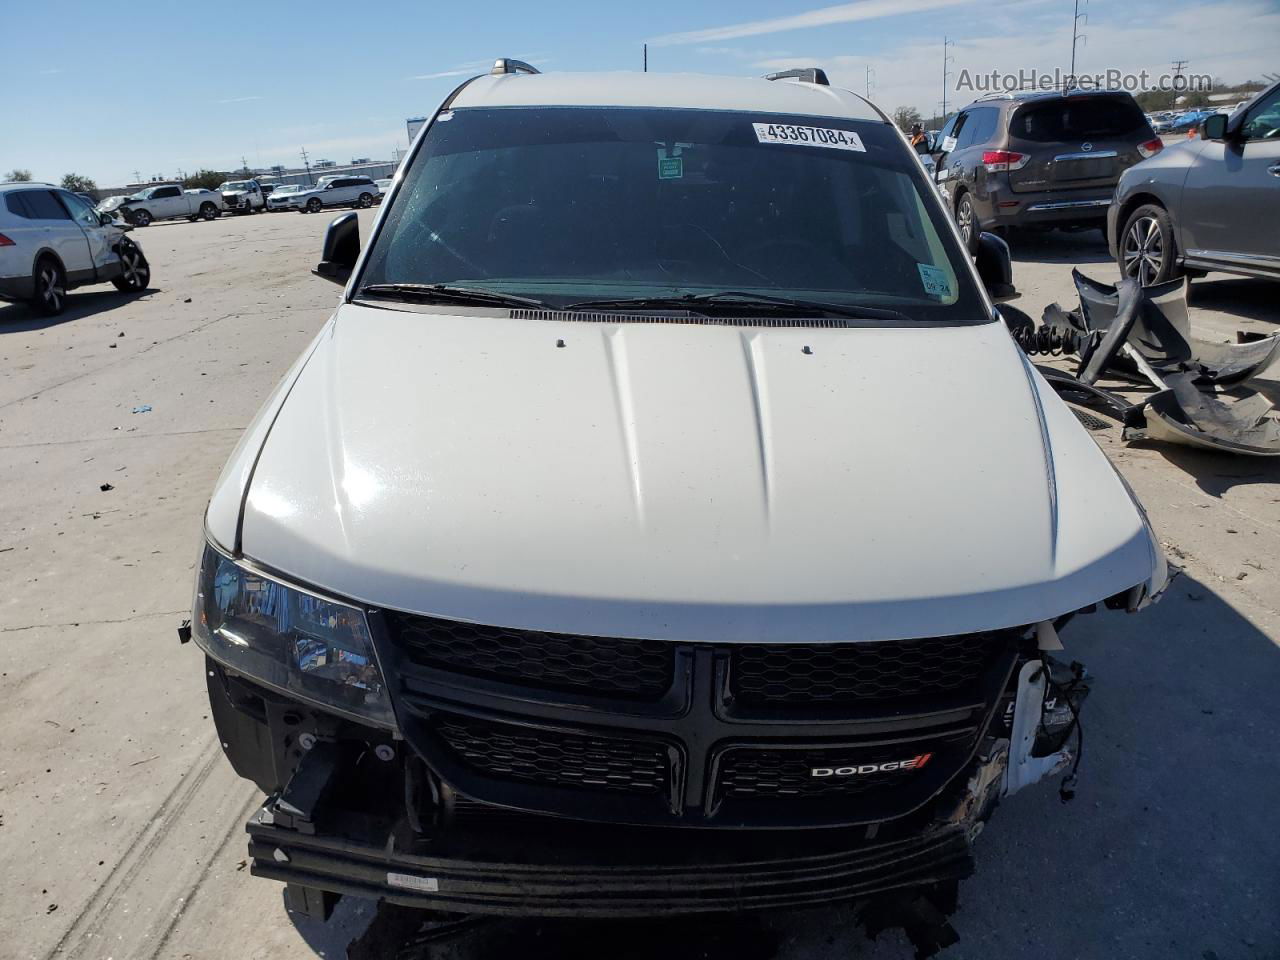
(0, 182, 151, 316)
(1107, 80, 1280, 285)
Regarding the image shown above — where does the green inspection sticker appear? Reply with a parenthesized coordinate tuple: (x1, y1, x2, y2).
(658, 156, 683, 179)
(917, 263, 952, 298)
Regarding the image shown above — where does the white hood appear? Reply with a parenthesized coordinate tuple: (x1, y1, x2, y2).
(208, 304, 1163, 643)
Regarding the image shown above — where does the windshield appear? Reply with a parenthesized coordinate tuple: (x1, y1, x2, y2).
(220, 181, 250, 191)
(358, 106, 984, 320)
(276, 184, 303, 194)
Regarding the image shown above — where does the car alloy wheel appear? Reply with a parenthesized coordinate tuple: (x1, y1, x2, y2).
(956, 196, 973, 243)
(133, 209, 152, 227)
(118, 244, 150, 291)
(307, 198, 322, 213)
(1122, 216, 1164, 286)
(35, 260, 66, 315)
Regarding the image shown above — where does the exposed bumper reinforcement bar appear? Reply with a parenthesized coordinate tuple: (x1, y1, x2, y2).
(247, 812, 974, 917)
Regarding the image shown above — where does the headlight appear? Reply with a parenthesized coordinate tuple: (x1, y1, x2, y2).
(192, 542, 395, 727)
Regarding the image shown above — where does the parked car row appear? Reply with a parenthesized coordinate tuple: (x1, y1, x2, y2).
(100, 175, 385, 225)
(926, 81, 1279, 285)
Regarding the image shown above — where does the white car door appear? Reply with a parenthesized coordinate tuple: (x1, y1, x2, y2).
(22, 189, 92, 275)
(151, 185, 184, 218)
(58, 191, 114, 273)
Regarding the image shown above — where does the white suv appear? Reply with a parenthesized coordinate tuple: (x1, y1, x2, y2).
(292, 175, 378, 214)
(0, 182, 150, 315)
(188, 62, 1167, 932)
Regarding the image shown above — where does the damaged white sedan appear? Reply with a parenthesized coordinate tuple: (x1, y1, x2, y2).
(185, 61, 1167, 953)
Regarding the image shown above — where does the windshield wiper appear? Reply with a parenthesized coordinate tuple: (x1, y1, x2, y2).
(563, 291, 911, 323)
(358, 283, 547, 309)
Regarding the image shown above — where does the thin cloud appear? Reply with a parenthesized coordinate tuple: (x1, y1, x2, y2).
(408, 68, 474, 80)
(408, 55, 551, 80)
(408, 59, 495, 81)
(217, 95, 263, 104)
(651, 0, 971, 46)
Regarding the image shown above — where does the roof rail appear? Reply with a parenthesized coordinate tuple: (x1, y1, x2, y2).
(764, 67, 829, 86)
(975, 84, 1117, 102)
(491, 58, 540, 77)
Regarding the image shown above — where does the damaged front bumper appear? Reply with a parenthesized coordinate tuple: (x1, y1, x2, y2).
(248, 803, 977, 917)
(220, 629, 1090, 920)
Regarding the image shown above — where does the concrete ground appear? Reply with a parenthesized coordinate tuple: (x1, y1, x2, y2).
(1, 211, 1277, 960)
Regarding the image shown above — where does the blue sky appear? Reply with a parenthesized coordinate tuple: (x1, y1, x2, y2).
(3, 0, 1276, 186)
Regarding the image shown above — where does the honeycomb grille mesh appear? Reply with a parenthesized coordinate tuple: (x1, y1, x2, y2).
(730, 632, 1011, 705)
(387, 611, 674, 699)
(435, 715, 669, 795)
(718, 749, 906, 800)
(715, 739, 964, 800)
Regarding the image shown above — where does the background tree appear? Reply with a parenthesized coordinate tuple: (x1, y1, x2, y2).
(4, 168, 33, 182)
(892, 106, 924, 133)
(61, 173, 98, 200)
(183, 169, 229, 191)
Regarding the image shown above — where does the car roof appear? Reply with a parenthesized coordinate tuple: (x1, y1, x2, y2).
(450, 71, 885, 122)
(967, 88, 1137, 109)
(0, 181, 58, 193)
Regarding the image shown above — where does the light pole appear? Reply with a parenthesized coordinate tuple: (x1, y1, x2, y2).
(941, 37, 955, 120)
(1069, 0, 1088, 88)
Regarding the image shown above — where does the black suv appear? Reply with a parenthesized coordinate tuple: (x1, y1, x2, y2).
(933, 89, 1161, 250)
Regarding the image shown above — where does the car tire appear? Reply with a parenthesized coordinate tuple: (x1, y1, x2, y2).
(1121, 204, 1177, 288)
(111, 240, 151, 293)
(357, 192, 373, 208)
(954, 191, 981, 255)
(31, 256, 67, 316)
(1118, 203, 1180, 286)
(132, 209, 153, 227)
(200, 202, 218, 221)
(306, 197, 322, 214)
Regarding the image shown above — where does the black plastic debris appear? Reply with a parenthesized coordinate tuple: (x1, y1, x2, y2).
(1014, 274, 1280, 457)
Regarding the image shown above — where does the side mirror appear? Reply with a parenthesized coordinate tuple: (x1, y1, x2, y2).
(1201, 113, 1228, 141)
(975, 231, 1017, 302)
(99, 212, 114, 226)
(314, 212, 359, 284)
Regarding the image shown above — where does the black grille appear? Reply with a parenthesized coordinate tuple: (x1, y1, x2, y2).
(716, 739, 964, 801)
(387, 611, 674, 700)
(435, 715, 669, 795)
(730, 632, 1012, 706)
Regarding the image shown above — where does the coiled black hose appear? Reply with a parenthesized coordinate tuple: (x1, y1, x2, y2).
(1010, 324, 1083, 357)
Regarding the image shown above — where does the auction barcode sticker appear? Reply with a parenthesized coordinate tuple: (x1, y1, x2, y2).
(753, 123, 865, 152)
(387, 872, 439, 892)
